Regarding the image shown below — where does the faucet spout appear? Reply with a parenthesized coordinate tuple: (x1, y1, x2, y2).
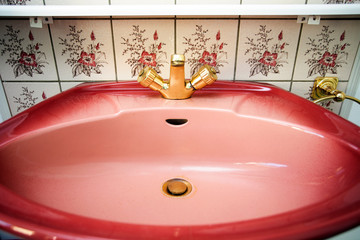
(137, 54, 217, 100)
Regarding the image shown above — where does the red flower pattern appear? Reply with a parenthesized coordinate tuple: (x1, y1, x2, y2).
(216, 31, 221, 41)
(340, 31, 345, 41)
(78, 51, 96, 67)
(153, 30, 158, 41)
(90, 31, 96, 41)
(278, 31, 283, 41)
(139, 51, 157, 67)
(199, 51, 217, 67)
(18, 51, 37, 67)
(259, 51, 278, 67)
(29, 31, 34, 41)
(318, 51, 337, 67)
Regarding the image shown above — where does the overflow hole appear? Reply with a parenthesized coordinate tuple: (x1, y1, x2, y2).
(165, 119, 188, 126)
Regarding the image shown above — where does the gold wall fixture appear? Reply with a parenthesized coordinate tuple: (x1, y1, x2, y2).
(137, 54, 217, 100)
(311, 77, 360, 105)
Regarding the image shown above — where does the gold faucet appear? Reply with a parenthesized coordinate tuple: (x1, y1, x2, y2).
(137, 54, 217, 99)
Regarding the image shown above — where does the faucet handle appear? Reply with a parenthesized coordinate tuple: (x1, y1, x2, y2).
(190, 65, 218, 90)
(137, 66, 167, 91)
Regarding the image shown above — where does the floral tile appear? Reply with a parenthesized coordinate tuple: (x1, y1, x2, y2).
(50, 20, 116, 81)
(176, 19, 238, 80)
(3, 82, 61, 116)
(290, 81, 348, 114)
(0, 20, 57, 81)
(242, 0, 305, 4)
(235, 20, 301, 81)
(45, 0, 109, 4)
(113, 19, 174, 81)
(0, 0, 43, 5)
(293, 20, 360, 81)
(307, 0, 360, 3)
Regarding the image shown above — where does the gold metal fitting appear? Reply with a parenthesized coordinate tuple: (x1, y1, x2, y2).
(162, 178, 192, 197)
(171, 54, 185, 66)
(137, 54, 217, 99)
(311, 77, 339, 100)
(137, 67, 168, 91)
(311, 76, 360, 104)
(190, 65, 218, 90)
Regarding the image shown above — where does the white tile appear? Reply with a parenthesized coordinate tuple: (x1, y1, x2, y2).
(51, 20, 116, 81)
(261, 81, 291, 91)
(307, 0, 325, 3)
(291, 81, 348, 114)
(113, 19, 174, 81)
(236, 19, 301, 81)
(45, 0, 109, 4)
(177, 0, 239, 4)
(111, 0, 174, 4)
(0, 0, 43, 5)
(61, 82, 84, 91)
(0, 20, 58, 81)
(3, 82, 61, 115)
(293, 20, 360, 81)
(307, 0, 360, 3)
(242, 0, 305, 4)
(0, 81, 11, 121)
(176, 19, 238, 80)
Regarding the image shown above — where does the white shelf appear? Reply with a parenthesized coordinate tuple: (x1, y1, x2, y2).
(0, 4, 359, 17)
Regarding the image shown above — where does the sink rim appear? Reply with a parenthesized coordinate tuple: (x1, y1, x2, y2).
(1, 183, 360, 240)
(0, 81, 360, 239)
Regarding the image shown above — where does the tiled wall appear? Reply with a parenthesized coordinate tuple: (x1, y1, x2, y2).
(0, 1, 360, 118)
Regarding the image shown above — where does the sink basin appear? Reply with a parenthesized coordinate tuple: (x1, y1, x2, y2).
(0, 81, 360, 239)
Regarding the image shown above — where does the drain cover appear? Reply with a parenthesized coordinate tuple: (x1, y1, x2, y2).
(162, 178, 192, 197)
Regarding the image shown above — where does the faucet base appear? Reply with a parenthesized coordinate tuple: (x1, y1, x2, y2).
(137, 54, 217, 99)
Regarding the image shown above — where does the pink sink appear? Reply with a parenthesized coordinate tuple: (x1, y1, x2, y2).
(0, 81, 360, 239)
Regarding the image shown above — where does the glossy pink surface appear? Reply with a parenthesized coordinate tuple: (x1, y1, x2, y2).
(0, 81, 360, 240)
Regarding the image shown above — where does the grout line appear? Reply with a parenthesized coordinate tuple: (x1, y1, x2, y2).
(0, 75, 12, 118)
(110, 17, 119, 82)
(1, 17, 358, 21)
(0, 80, 118, 83)
(175, 17, 244, 20)
(47, 23, 62, 91)
(174, 16, 177, 53)
(2, 80, 65, 83)
(289, 22, 304, 92)
(291, 80, 348, 82)
(232, 16, 241, 82)
(0, 79, 120, 83)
